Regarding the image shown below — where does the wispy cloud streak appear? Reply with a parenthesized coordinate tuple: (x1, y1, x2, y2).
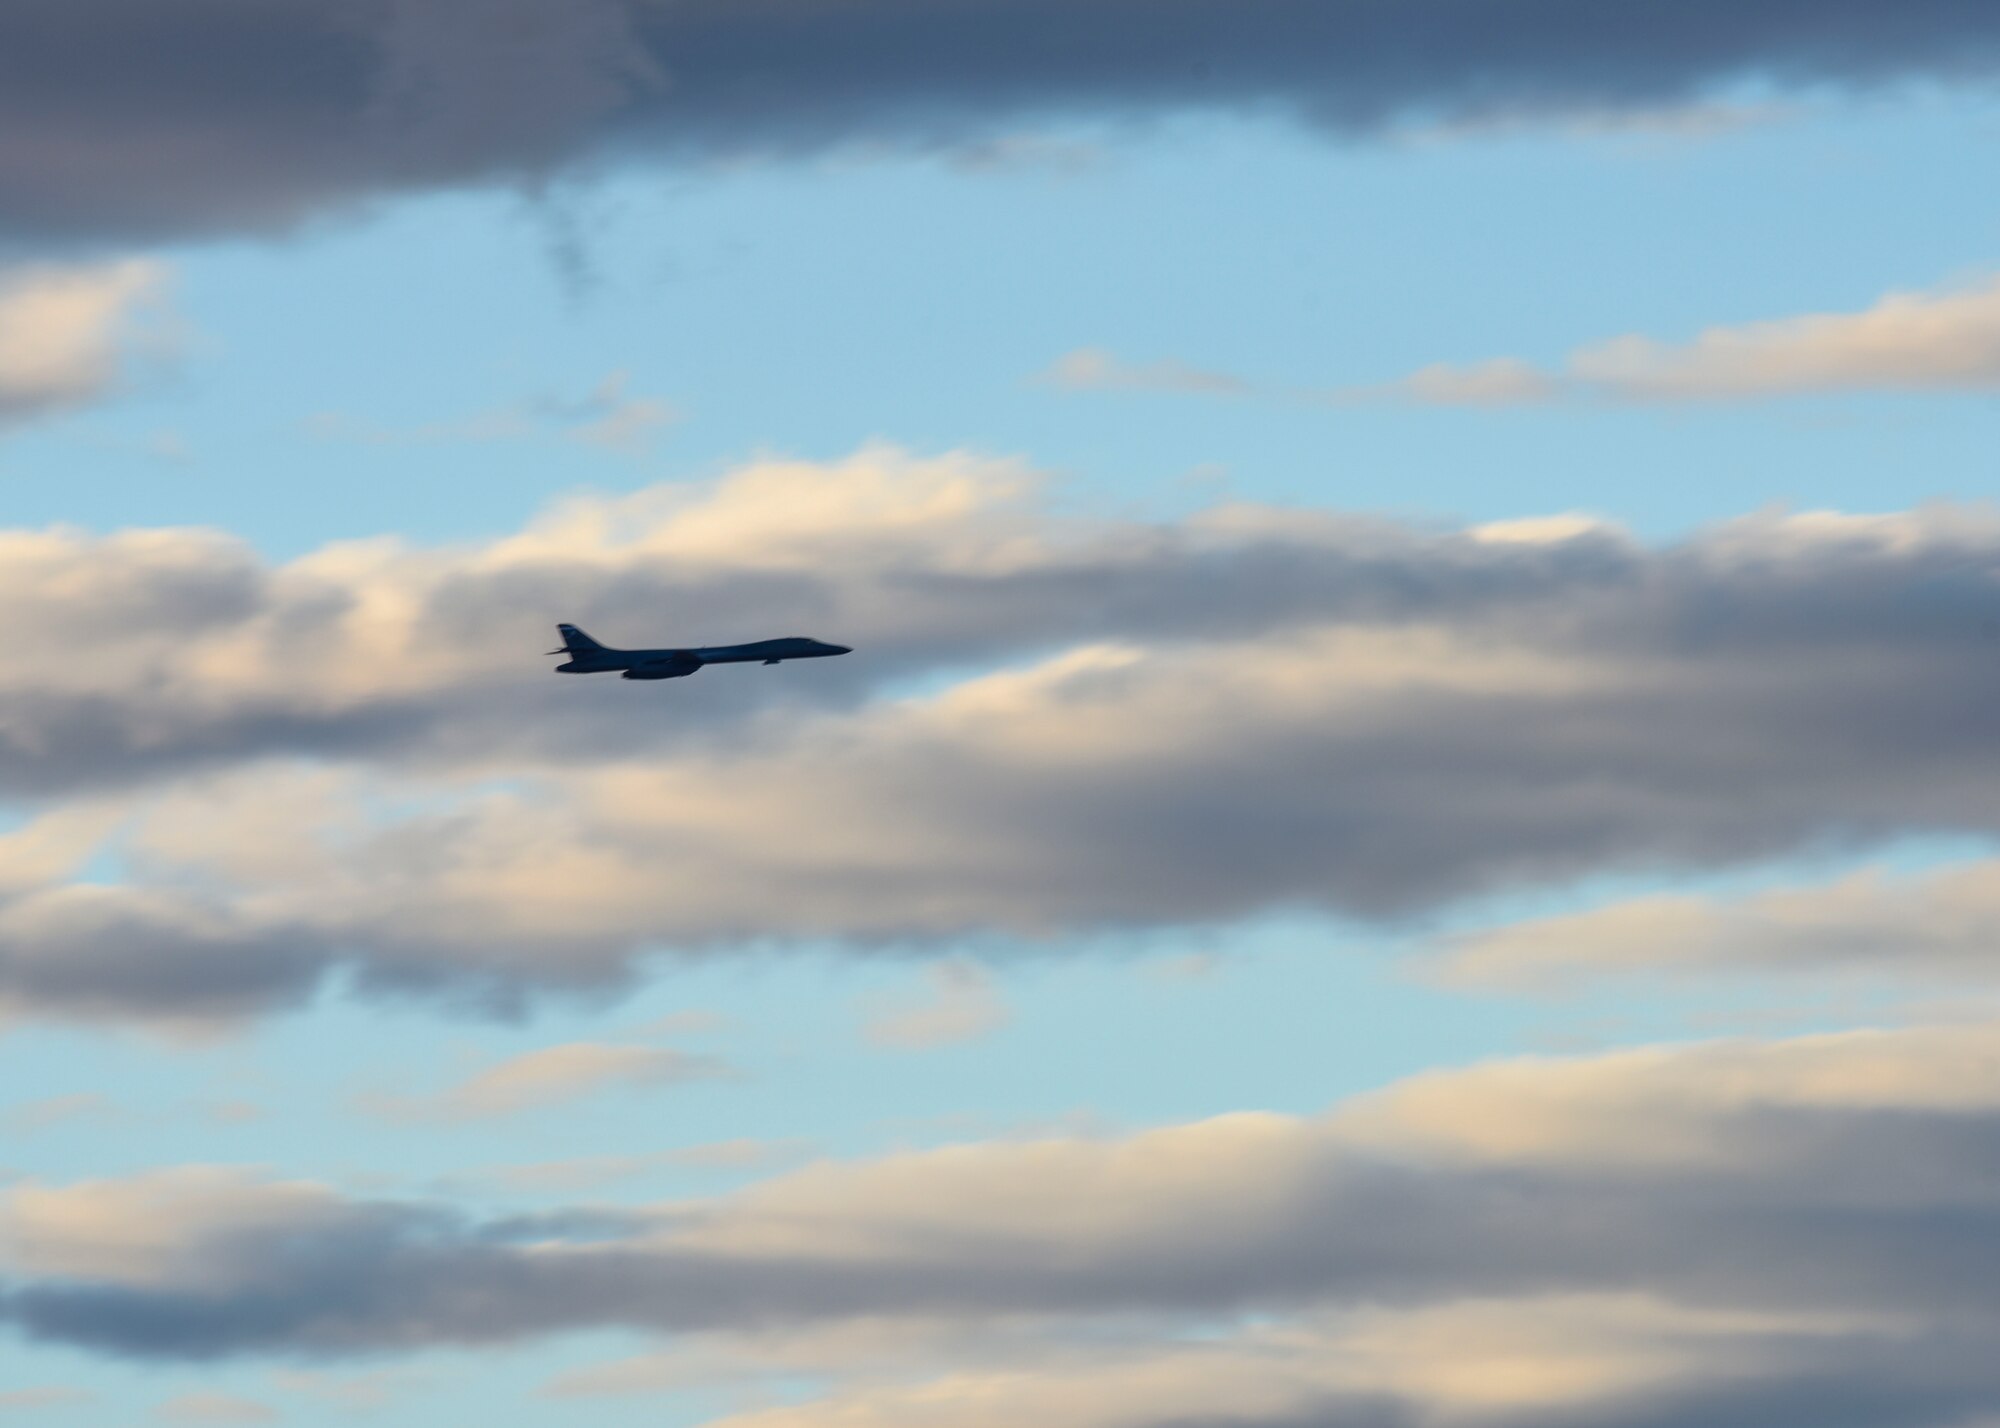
(1054, 276, 2000, 408)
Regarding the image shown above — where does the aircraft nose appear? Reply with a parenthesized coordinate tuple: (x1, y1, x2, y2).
(826, 643, 853, 655)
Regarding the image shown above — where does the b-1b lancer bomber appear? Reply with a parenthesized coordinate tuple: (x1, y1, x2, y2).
(548, 624, 852, 680)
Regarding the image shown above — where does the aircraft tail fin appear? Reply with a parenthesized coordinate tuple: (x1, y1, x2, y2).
(549, 623, 606, 655)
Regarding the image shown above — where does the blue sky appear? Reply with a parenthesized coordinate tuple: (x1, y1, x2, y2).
(9, 7, 2000, 1426)
(12, 91, 2000, 555)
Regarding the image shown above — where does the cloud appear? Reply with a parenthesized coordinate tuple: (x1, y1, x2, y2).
(1039, 351, 1561, 406)
(1067, 276, 2000, 409)
(0, 1386, 91, 1410)
(1440, 855, 2000, 989)
(540, 371, 679, 452)
(0, 1167, 364, 1289)
(1034, 349, 1251, 396)
(305, 370, 677, 453)
(539, 1316, 1117, 1398)
(155, 1392, 277, 1424)
(662, 1139, 815, 1171)
(13, 1019, 2000, 1416)
(1566, 276, 2000, 400)
(0, 446, 1083, 796)
(678, 1298, 1949, 1428)
(1382, 274, 2000, 404)
(18, 459, 2000, 1023)
(481, 1140, 814, 1194)
(0, 442, 1982, 807)
(862, 962, 1012, 1050)
(364, 1043, 737, 1121)
(1431, 97, 1800, 145)
(0, 881, 328, 1031)
(946, 134, 1104, 175)
(0, 260, 172, 425)
(631, 1010, 735, 1038)
(267, 1369, 419, 1413)
(1387, 357, 1560, 405)
(0, 807, 124, 897)
(8, 0, 2000, 245)
(1141, 952, 1220, 983)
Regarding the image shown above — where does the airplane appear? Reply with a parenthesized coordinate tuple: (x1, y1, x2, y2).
(547, 624, 852, 680)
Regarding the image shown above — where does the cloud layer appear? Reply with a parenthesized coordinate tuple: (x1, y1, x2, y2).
(13, 451, 2000, 1023)
(9, 0, 2000, 244)
(10, 1023, 2000, 1428)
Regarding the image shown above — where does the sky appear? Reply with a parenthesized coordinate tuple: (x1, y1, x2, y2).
(6, 3, 2000, 1425)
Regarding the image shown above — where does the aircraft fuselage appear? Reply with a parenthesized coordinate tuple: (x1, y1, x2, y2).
(554, 631, 851, 680)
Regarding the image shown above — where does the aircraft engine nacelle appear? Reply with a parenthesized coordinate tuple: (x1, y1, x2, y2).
(623, 653, 701, 680)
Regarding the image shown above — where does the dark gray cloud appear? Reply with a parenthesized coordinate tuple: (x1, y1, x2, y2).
(0, 887, 326, 1027)
(6, 0, 2000, 245)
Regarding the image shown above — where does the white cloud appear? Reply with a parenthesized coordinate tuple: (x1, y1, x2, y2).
(1387, 357, 1558, 405)
(1385, 274, 2000, 404)
(1069, 276, 2000, 408)
(1034, 348, 1250, 396)
(1331, 1020, 2000, 1169)
(1441, 855, 2000, 990)
(0, 259, 171, 425)
(364, 1042, 736, 1121)
(1567, 275, 2000, 399)
(1469, 512, 1616, 544)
